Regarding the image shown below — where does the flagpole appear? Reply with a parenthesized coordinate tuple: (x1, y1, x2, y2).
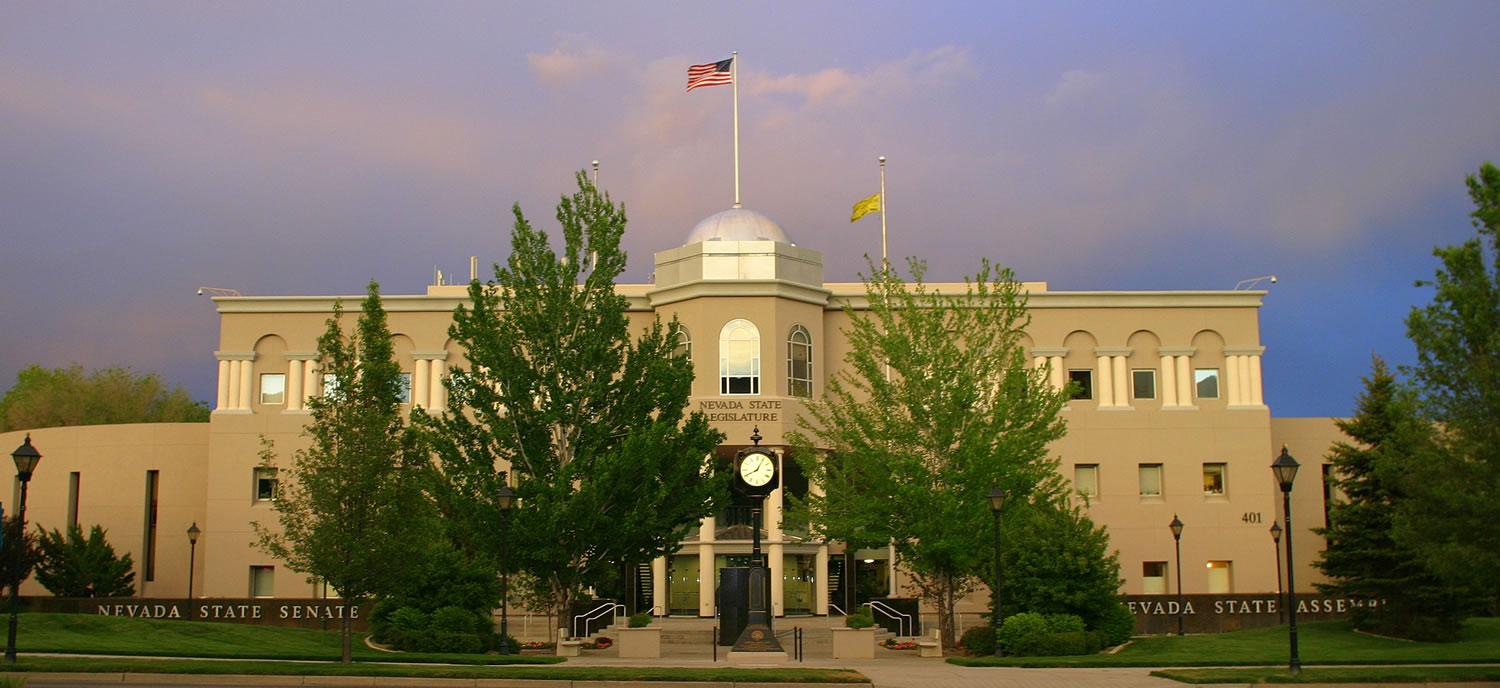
(879, 156, 887, 265)
(732, 51, 741, 208)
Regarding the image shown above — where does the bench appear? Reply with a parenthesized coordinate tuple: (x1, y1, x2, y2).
(917, 629, 942, 658)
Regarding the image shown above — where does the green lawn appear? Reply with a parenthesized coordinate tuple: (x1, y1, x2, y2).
(948, 618, 1500, 668)
(0, 656, 868, 683)
(1154, 666, 1500, 684)
(10, 613, 558, 664)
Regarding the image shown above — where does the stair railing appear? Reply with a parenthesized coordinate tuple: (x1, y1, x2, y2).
(865, 600, 914, 637)
(571, 602, 625, 639)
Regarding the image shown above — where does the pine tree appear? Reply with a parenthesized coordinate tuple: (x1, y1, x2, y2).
(34, 524, 135, 597)
(1313, 356, 1480, 640)
(254, 281, 434, 663)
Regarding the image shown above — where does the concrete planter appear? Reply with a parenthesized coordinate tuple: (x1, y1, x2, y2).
(831, 626, 876, 659)
(616, 626, 662, 658)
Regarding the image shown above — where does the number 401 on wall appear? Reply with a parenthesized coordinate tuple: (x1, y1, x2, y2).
(1241, 512, 1262, 523)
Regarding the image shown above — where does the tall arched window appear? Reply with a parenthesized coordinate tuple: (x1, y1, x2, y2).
(720, 319, 760, 395)
(787, 324, 813, 398)
(674, 324, 692, 359)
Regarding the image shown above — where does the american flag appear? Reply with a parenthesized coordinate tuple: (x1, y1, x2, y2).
(686, 58, 734, 92)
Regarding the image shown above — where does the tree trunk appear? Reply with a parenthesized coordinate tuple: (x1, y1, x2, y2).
(552, 575, 576, 654)
(937, 575, 958, 649)
(341, 595, 354, 663)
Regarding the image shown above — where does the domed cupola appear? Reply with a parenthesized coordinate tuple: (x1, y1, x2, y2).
(683, 207, 793, 245)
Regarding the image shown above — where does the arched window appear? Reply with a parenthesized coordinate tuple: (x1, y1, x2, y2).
(787, 325, 813, 398)
(674, 324, 692, 359)
(720, 319, 760, 395)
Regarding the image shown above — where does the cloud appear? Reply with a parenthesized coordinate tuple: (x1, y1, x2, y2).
(527, 35, 618, 85)
(1045, 70, 1104, 107)
(753, 45, 975, 107)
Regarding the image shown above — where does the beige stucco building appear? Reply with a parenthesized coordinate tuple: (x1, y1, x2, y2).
(2, 206, 1347, 625)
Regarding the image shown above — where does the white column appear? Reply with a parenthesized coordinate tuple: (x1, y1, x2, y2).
(429, 364, 446, 412)
(698, 542, 715, 617)
(887, 543, 899, 597)
(216, 360, 230, 411)
(226, 361, 242, 410)
(651, 556, 668, 616)
(814, 544, 829, 616)
(1032, 356, 1046, 374)
(1225, 355, 1242, 406)
(1049, 356, 1064, 390)
(1249, 354, 1264, 406)
(1160, 355, 1178, 407)
(1096, 356, 1113, 407)
(1176, 356, 1192, 405)
(412, 359, 430, 410)
(1112, 355, 1128, 407)
(286, 359, 304, 412)
(237, 357, 254, 410)
(769, 466, 785, 617)
(303, 360, 319, 404)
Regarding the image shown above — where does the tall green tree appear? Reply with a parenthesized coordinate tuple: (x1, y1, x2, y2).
(254, 281, 433, 663)
(1401, 161, 1500, 609)
(422, 173, 726, 644)
(0, 516, 39, 595)
(34, 524, 136, 598)
(1313, 357, 1480, 640)
(0, 364, 208, 432)
(787, 258, 1074, 649)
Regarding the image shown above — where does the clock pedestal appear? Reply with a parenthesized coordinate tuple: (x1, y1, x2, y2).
(727, 502, 787, 663)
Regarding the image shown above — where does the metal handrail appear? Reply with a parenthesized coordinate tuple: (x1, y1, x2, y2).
(571, 602, 624, 639)
(865, 600, 914, 637)
(827, 602, 847, 616)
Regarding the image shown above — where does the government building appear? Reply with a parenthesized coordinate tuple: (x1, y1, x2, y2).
(2, 204, 1344, 630)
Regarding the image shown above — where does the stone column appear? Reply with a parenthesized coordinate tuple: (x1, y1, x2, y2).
(651, 556, 668, 616)
(1224, 347, 1266, 407)
(1159, 347, 1196, 408)
(302, 359, 319, 403)
(1224, 354, 1242, 406)
(1159, 355, 1178, 406)
(814, 544, 829, 616)
(412, 351, 449, 413)
(1112, 355, 1129, 407)
(1030, 347, 1068, 392)
(237, 356, 254, 410)
(768, 457, 785, 617)
(284, 352, 317, 412)
(1095, 348, 1132, 408)
(411, 359, 429, 410)
(215, 352, 255, 411)
(698, 511, 716, 617)
(1095, 355, 1113, 407)
(215, 359, 230, 411)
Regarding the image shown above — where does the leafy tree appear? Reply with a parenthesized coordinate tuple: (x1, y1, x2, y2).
(422, 173, 726, 646)
(1400, 161, 1500, 609)
(0, 364, 208, 432)
(34, 524, 136, 597)
(0, 516, 39, 595)
(253, 281, 435, 663)
(1000, 504, 1126, 638)
(1313, 357, 1481, 640)
(788, 258, 1073, 649)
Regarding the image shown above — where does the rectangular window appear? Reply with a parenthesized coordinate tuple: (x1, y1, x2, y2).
(255, 467, 278, 502)
(1132, 369, 1156, 400)
(1206, 561, 1232, 593)
(1139, 464, 1163, 497)
(1194, 368, 1219, 399)
(1142, 561, 1168, 594)
(1068, 369, 1093, 400)
(143, 470, 159, 582)
(259, 373, 286, 405)
(1074, 464, 1099, 498)
(323, 374, 341, 400)
(1203, 463, 1227, 496)
(250, 566, 274, 598)
(398, 373, 412, 404)
(68, 472, 80, 529)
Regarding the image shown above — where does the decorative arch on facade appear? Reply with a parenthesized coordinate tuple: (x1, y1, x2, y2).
(787, 324, 812, 398)
(719, 319, 760, 395)
(251, 335, 288, 407)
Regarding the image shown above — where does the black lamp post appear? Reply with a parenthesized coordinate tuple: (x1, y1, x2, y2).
(987, 481, 1007, 657)
(1272, 447, 1301, 675)
(186, 523, 201, 599)
(6, 435, 41, 664)
(1269, 522, 1284, 625)
(1169, 515, 1184, 636)
(496, 484, 516, 656)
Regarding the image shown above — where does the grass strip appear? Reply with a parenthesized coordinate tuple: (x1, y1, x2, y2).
(1151, 666, 1500, 684)
(947, 618, 1500, 668)
(0, 656, 868, 683)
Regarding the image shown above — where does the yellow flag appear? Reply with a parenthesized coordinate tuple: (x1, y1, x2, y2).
(850, 192, 881, 223)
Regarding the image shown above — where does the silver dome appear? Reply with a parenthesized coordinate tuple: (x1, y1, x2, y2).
(683, 207, 793, 245)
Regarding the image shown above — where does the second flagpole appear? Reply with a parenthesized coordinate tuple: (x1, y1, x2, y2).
(879, 156, 887, 265)
(732, 51, 741, 208)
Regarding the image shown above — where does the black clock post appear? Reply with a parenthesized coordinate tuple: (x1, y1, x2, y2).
(728, 427, 787, 661)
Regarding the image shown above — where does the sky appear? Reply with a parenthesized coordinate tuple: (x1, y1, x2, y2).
(3, 1, 1498, 419)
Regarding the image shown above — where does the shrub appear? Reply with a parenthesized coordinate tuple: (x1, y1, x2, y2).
(959, 625, 996, 655)
(431, 605, 486, 634)
(998, 611, 1048, 651)
(1044, 613, 1085, 634)
(483, 633, 521, 653)
(401, 629, 485, 654)
(34, 524, 135, 597)
(845, 607, 874, 629)
(388, 606, 430, 632)
(1096, 600, 1137, 646)
(628, 611, 653, 628)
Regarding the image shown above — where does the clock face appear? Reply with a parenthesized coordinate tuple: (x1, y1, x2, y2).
(739, 452, 776, 487)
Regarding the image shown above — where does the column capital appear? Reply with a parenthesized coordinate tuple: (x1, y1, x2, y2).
(1158, 346, 1197, 356)
(1094, 347, 1132, 357)
(283, 351, 319, 361)
(215, 351, 256, 361)
(1030, 347, 1069, 357)
(412, 350, 450, 361)
(1223, 346, 1266, 356)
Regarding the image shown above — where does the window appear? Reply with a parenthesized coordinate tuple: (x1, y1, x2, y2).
(67, 472, 80, 529)
(787, 325, 813, 398)
(719, 319, 760, 395)
(1206, 561, 1232, 593)
(1139, 464, 1163, 497)
(1132, 369, 1156, 400)
(397, 373, 412, 404)
(1068, 369, 1093, 400)
(1203, 463, 1227, 496)
(322, 374, 342, 401)
(250, 566, 275, 598)
(254, 467, 278, 502)
(1194, 368, 1219, 399)
(260, 373, 286, 405)
(1074, 464, 1099, 498)
(673, 325, 692, 359)
(143, 470, 159, 582)
(1143, 561, 1168, 594)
